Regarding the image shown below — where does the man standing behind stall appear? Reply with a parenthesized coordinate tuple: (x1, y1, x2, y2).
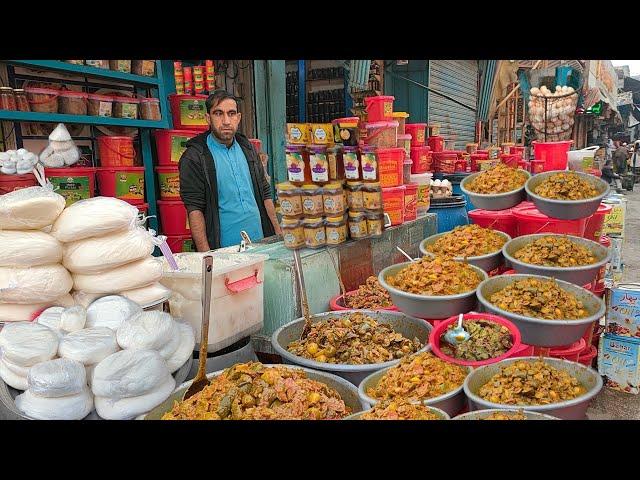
(179, 90, 281, 251)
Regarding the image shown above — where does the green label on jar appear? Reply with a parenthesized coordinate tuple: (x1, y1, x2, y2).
(49, 176, 90, 206)
(121, 103, 137, 119)
(179, 99, 207, 126)
(115, 172, 145, 200)
(171, 136, 191, 162)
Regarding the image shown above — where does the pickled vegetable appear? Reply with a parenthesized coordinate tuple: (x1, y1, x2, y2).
(513, 236, 597, 267)
(440, 319, 513, 361)
(360, 399, 443, 420)
(386, 257, 482, 296)
(345, 276, 393, 309)
(465, 163, 528, 194)
(426, 224, 507, 258)
(483, 410, 527, 420)
(533, 172, 599, 200)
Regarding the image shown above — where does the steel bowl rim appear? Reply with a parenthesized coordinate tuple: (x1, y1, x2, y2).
(358, 362, 473, 407)
(524, 170, 611, 206)
(344, 403, 451, 420)
(271, 310, 432, 373)
(463, 356, 603, 412)
(502, 233, 612, 274)
(460, 169, 531, 199)
(420, 230, 512, 261)
(452, 408, 559, 420)
(378, 261, 489, 302)
(476, 273, 606, 326)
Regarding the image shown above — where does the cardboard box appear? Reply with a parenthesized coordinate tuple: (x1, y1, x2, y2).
(286, 123, 310, 145)
(599, 333, 640, 394)
(602, 200, 627, 237)
(605, 283, 640, 337)
(309, 124, 334, 145)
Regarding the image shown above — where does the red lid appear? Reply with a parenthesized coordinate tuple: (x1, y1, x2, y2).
(59, 91, 88, 98)
(168, 94, 208, 100)
(137, 203, 149, 212)
(511, 201, 558, 221)
(157, 200, 185, 205)
(154, 129, 199, 137)
(406, 123, 428, 128)
(364, 95, 395, 103)
(365, 121, 399, 129)
(24, 87, 60, 95)
(532, 140, 573, 146)
(88, 93, 114, 101)
(599, 235, 611, 247)
(382, 185, 406, 193)
(112, 96, 140, 103)
(332, 117, 360, 125)
(397, 134, 412, 140)
(433, 152, 457, 159)
(96, 166, 145, 171)
(139, 97, 160, 103)
(541, 338, 586, 357)
(470, 153, 489, 159)
(376, 147, 406, 156)
(468, 208, 515, 220)
(410, 145, 431, 152)
(596, 203, 613, 215)
(404, 183, 418, 193)
(155, 166, 179, 172)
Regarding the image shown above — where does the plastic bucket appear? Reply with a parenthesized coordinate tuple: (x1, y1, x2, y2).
(405, 123, 428, 146)
(0, 173, 37, 195)
(155, 166, 180, 200)
(410, 145, 432, 174)
(470, 153, 488, 172)
(404, 183, 418, 222)
(95, 166, 145, 204)
(427, 135, 444, 152)
(377, 147, 405, 188)
(433, 152, 457, 174)
(166, 235, 195, 253)
(329, 291, 398, 312)
(168, 94, 209, 130)
(584, 203, 613, 243)
(530, 160, 545, 174)
(578, 345, 598, 366)
(534, 339, 586, 362)
(512, 201, 586, 237)
(509, 342, 535, 357)
(364, 95, 394, 122)
(97, 136, 136, 167)
(429, 197, 469, 233)
(532, 140, 573, 172)
(381, 185, 406, 226)
(44, 167, 96, 206)
(512, 145, 526, 160)
(153, 129, 198, 165)
(158, 200, 189, 235)
(468, 207, 518, 238)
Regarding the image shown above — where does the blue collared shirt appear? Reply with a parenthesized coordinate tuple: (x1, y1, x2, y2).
(206, 134, 264, 247)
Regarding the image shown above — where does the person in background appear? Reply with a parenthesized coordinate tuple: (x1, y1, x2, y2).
(602, 157, 623, 193)
(179, 89, 281, 251)
(612, 140, 629, 175)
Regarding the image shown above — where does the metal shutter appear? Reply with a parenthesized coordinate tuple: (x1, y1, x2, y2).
(428, 60, 479, 149)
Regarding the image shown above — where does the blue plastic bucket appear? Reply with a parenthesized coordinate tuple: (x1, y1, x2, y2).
(429, 196, 469, 233)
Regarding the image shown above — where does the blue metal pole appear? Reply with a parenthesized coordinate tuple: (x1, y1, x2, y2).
(298, 60, 306, 122)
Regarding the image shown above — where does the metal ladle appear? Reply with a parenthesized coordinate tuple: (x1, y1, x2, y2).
(326, 247, 349, 308)
(396, 246, 416, 262)
(444, 313, 470, 345)
(293, 249, 313, 339)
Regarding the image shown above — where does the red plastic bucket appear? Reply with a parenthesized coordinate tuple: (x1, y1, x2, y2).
(510, 343, 535, 358)
(95, 167, 145, 204)
(427, 135, 444, 152)
(158, 200, 190, 235)
(470, 153, 488, 172)
(500, 153, 519, 168)
(410, 145, 432, 173)
(153, 129, 198, 165)
(168, 94, 209, 131)
(97, 136, 136, 167)
(405, 123, 428, 146)
(329, 291, 398, 312)
(429, 313, 522, 367)
(377, 147, 405, 188)
(364, 95, 394, 122)
(0, 173, 37, 195)
(166, 234, 195, 253)
(584, 203, 613, 242)
(534, 339, 586, 362)
(44, 167, 96, 206)
(578, 345, 598, 366)
(512, 145, 526, 160)
(532, 140, 573, 172)
(512, 202, 586, 237)
(468, 207, 518, 238)
(155, 166, 180, 200)
(382, 185, 405, 226)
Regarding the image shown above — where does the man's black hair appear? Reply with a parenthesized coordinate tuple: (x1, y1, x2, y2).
(205, 89, 239, 113)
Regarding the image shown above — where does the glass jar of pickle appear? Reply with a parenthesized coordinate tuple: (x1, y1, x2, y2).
(362, 182, 383, 210)
(348, 211, 368, 239)
(322, 182, 345, 216)
(346, 181, 364, 211)
(325, 215, 348, 245)
(281, 218, 305, 250)
(366, 211, 385, 238)
(286, 144, 310, 186)
(276, 182, 303, 218)
(13, 89, 30, 112)
(342, 146, 360, 180)
(0, 87, 16, 111)
(308, 144, 329, 184)
(303, 217, 326, 249)
(301, 185, 324, 216)
(327, 146, 344, 181)
(360, 146, 379, 182)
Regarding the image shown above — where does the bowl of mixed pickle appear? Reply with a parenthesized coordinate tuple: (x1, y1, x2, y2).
(329, 276, 398, 311)
(271, 310, 431, 385)
(503, 234, 611, 286)
(476, 274, 605, 347)
(461, 163, 531, 210)
(525, 170, 610, 220)
(420, 224, 511, 272)
(463, 357, 603, 420)
(345, 399, 450, 420)
(429, 313, 521, 367)
(453, 408, 559, 420)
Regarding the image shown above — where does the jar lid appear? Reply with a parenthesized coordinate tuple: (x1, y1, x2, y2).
(276, 182, 297, 191)
(348, 211, 366, 219)
(326, 215, 345, 222)
(346, 181, 363, 188)
(302, 184, 322, 192)
(0, 87, 14, 92)
(112, 96, 140, 103)
(324, 182, 343, 190)
(365, 121, 399, 129)
(366, 211, 384, 219)
(364, 182, 381, 188)
(88, 93, 114, 101)
(303, 217, 324, 223)
(392, 111, 410, 119)
(332, 116, 360, 125)
(139, 97, 160, 103)
(59, 90, 88, 98)
(281, 217, 301, 226)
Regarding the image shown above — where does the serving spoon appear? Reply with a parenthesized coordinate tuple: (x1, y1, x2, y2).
(396, 246, 417, 262)
(444, 313, 470, 345)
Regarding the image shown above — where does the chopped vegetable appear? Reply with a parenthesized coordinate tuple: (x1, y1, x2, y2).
(386, 257, 482, 296)
(426, 224, 507, 258)
(440, 319, 513, 362)
(513, 236, 597, 267)
(465, 163, 528, 194)
(482, 410, 527, 420)
(534, 172, 599, 200)
(360, 399, 444, 420)
(345, 276, 393, 309)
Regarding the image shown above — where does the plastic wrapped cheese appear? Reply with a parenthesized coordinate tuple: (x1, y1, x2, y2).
(85, 364, 96, 388)
(50, 197, 139, 243)
(60, 305, 86, 332)
(1, 356, 30, 377)
(0, 231, 63, 267)
(0, 293, 74, 323)
(0, 322, 58, 367)
(72, 291, 105, 309)
(0, 360, 28, 390)
(92, 349, 169, 399)
(85, 295, 142, 331)
(157, 324, 181, 360)
(27, 358, 87, 398)
(58, 327, 119, 365)
(62, 227, 155, 274)
(72, 258, 162, 294)
(0, 186, 66, 231)
(116, 311, 176, 351)
(0, 264, 73, 304)
(166, 322, 196, 373)
(120, 282, 171, 307)
(94, 375, 175, 420)
(15, 388, 93, 420)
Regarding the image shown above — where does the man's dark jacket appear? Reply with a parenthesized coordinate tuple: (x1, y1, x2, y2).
(178, 131, 274, 250)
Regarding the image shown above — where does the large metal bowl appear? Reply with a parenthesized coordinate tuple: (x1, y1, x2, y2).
(378, 261, 488, 319)
(460, 169, 531, 211)
(503, 234, 611, 286)
(142, 363, 367, 420)
(476, 274, 605, 347)
(453, 408, 559, 420)
(525, 170, 610, 220)
(463, 356, 603, 420)
(420, 230, 511, 272)
(345, 404, 450, 420)
(358, 363, 472, 417)
(271, 310, 432, 386)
